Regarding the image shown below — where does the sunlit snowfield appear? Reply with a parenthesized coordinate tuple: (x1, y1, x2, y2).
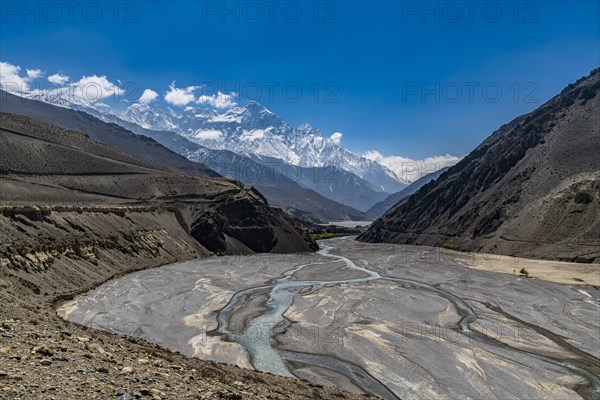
(60, 237, 600, 400)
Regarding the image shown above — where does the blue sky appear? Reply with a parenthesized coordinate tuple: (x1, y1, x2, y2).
(1, 1, 599, 161)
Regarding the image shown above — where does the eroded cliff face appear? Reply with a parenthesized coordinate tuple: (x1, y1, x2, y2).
(0, 201, 317, 299)
(359, 68, 600, 262)
(0, 206, 201, 299)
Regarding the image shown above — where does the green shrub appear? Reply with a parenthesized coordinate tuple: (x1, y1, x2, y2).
(519, 268, 529, 278)
(574, 192, 592, 204)
(310, 232, 346, 240)
(442, 243, 460, 251)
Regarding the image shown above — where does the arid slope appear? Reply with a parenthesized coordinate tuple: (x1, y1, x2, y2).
(359, 68, 600, 262)
(0, 112, 318, 293)
(0, 90, 219, 178)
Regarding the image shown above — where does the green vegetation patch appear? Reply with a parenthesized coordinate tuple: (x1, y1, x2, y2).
(310, 232, 347, 240)
(442, 243, 461, 251)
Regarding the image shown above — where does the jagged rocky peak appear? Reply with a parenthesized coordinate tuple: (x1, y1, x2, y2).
(26, 92, 73, 108)
(297, 122, 321, 135)
(237, 101, 285, 129)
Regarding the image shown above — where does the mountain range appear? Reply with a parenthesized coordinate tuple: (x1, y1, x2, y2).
(118, 101, 409, 192)
(2, 91, 384, 221)
(23, 92, 412, 212)
(0, 111, 318, 256)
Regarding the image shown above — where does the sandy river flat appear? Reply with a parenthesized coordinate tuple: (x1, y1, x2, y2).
(58, 237, 600, 400)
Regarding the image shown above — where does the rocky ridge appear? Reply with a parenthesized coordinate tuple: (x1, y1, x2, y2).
(359, 68, 600, 262)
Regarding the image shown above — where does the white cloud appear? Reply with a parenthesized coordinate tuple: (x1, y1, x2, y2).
(194, 130, 223, 140)
(164, 82, 197, 106)
(240, 129, 265, 141)
(0, 61, 35, 91)
(68, 75, 124, 103)
(139, 88, 159, 104)
(48, 73, 70, 85)
(364, 150, 462, 183)
(196, 91, 237, 109)
(330, 132, 343, 145)
(26, 69, 43, 79)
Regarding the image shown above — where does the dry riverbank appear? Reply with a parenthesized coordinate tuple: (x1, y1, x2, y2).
(0, 206, 364, 399)
(453, 250, 600, 286)
(0, 241, 368, 400)
(59, 237, 600, 400)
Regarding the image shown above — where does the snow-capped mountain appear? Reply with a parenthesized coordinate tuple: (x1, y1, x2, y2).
(20, 93, 408, 194)
(121, 103, 180, 132)
(98, 114, 387, 211)
(26, 92, 114, 115)
(114, 101, 408, 193)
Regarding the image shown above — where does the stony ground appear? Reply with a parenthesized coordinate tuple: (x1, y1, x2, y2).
(0, 299, 370, 400)
(61, 237, 600, 399)
(0, 205, 360, 399)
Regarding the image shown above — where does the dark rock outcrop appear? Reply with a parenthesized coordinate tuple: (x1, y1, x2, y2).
(188, 189, 319, 254)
